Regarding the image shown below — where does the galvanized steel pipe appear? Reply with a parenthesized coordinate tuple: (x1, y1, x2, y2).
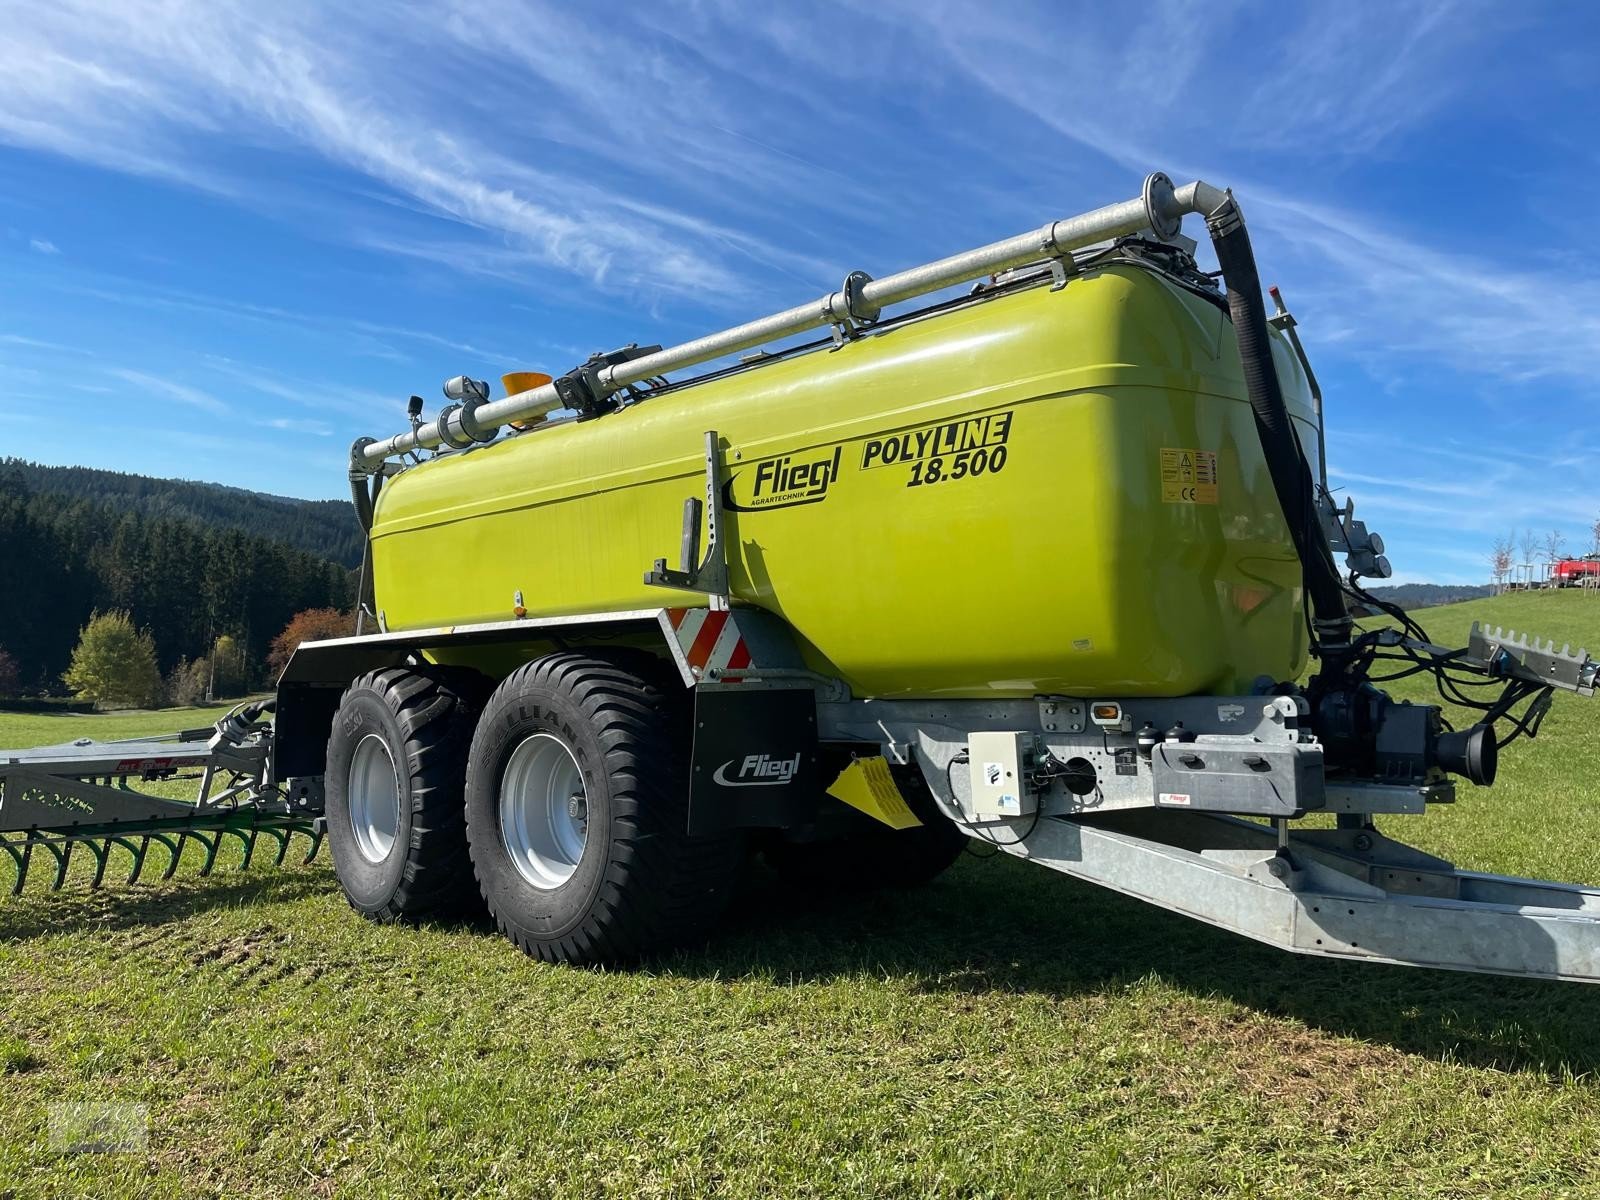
(356, 172, 1225, 471)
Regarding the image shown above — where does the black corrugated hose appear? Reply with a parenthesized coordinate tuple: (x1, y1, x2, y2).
(350, 470, 381, 634)
(349, 471, 375, 533)
(1205, 196, 1353, 670)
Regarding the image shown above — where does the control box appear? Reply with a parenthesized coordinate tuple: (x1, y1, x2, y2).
(966, 731, 1038, 820)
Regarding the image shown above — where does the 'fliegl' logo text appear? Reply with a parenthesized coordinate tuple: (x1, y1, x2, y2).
(724, 447, 842, 511)
(713, 753, 802, 787)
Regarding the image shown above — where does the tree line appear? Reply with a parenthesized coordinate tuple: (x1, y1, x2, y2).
(0, 466, 356, 695)
(56, 607, 353, 709)
(0, 458, 364, 568)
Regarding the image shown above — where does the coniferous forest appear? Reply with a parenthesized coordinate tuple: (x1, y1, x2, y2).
(0, 460, 356, 690)
(0, 459, 364, 568)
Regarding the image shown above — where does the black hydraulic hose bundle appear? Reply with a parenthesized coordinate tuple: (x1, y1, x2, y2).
(1204, 197, 1353, 669)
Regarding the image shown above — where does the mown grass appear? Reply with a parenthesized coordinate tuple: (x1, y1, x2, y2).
(2, 592, 1599, 1197)
(0, 699, 261, 749)
(1348, 588, 1600, 882)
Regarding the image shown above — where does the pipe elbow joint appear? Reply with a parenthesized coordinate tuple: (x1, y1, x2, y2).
(349, 436, 378, 478)
(1174, 179, 1232, 222)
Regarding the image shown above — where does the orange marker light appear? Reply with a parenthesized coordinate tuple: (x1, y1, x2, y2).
(502, 372, 554, 430)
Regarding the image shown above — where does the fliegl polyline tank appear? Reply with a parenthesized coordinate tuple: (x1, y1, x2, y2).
(369, 258, 1320, 699)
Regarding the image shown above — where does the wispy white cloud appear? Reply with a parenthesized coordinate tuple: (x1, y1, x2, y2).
(0, 332, 85, 353)
(28, 237, 58, 254)
(254, 415, 331, 436)
(1238, 1, 1494, 155)
(874, 0, 1600, 398)
(1327, 467, 1498, 501)
(107, 367, 229, 415)
(1241, 186, 1600, 388)
(200, 355, 413, 423)
(16, 262, 527, 367)
(0, 0, 832, 301)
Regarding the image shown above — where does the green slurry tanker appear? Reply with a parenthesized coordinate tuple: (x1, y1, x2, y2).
(4, 174, 1596, 976)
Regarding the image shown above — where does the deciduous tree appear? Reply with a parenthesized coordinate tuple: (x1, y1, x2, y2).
(166, 656, 210, 708)
(1514, 528, 1540, 586)
(62, 611, 161, 708)
(1490, 535, 1514, 592)
(209, 634, 250, 699)
(268, 608, 354, 678)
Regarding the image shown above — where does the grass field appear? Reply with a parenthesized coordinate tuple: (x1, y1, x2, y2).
(3, 592, 1599, 1197)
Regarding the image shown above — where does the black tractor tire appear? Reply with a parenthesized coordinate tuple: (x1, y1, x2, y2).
(463, 651, 743, 964)
(324, 667, 481, 922)
(765, 763, 967, 893)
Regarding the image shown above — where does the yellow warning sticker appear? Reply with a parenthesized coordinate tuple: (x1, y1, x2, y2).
(1160, 447, 1218, 505)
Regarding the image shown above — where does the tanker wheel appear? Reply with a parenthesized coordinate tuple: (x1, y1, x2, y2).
(324, 667, 483, 923)
(766, 763, 966, 892)
(463, 651, 743, 964)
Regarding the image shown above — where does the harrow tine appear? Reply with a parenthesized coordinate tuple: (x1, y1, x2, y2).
(199, 830, 222, 876)
(47, 840, 72, 891)
(3, 838, 29, 895)
(112, 836, 150, 886)
(86, 839, 110, 889)
(265, 826, 292, 868)
(151, 832, 184, 880)
(301, 826, 324, 865)
(229, 826, 259, 872)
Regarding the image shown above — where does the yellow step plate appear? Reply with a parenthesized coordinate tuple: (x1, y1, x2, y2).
(826, 756, 922, 830)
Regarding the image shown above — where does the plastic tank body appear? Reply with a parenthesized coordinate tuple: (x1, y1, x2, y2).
(370, 264, 1318, 699)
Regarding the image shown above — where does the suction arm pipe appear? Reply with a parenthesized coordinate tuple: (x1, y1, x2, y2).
(356, 173, 1228, 470)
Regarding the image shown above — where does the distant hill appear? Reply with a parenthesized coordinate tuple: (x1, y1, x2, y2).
(1364, 582, 1495, 610)
(0, 459, 362, 568)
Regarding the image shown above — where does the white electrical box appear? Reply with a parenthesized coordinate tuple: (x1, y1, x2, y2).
(966, 731, 1037, 820)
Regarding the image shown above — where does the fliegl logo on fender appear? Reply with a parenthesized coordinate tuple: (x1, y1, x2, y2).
(723, 446, 842, 511)
(860, 410, 1013, 488)
(713, 753, 803, 788)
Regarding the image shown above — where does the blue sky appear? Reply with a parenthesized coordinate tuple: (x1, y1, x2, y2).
(1, 0, 1597, 584)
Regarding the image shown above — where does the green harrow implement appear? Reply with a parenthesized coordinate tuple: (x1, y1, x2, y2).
(0, 701, 324, 892)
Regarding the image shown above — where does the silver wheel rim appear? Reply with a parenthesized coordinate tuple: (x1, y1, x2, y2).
(500, 733, 588, 890)
(348, 733, 400, 864)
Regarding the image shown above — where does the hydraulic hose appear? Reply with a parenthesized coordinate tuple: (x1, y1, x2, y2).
(1204, 196, 1352, 661)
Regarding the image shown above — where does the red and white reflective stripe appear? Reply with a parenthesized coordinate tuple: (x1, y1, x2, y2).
(668, 608, 753, 678)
